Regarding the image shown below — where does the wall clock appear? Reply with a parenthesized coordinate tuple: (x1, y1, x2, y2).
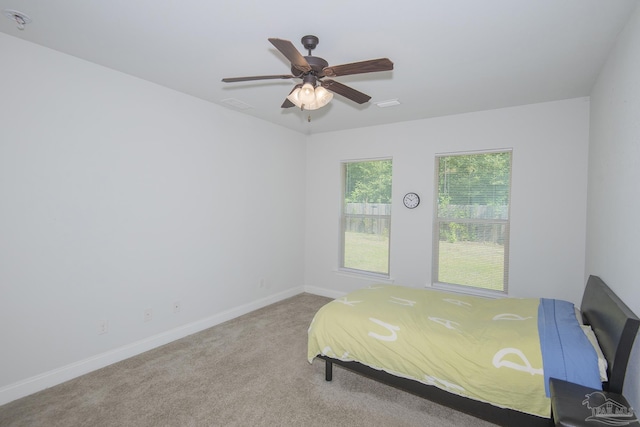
(403, 192, 420, 209)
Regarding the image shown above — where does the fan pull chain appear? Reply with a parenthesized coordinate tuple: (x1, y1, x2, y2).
(308, 114, 311, 123)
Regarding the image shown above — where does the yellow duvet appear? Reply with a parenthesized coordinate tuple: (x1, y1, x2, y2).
(308, 285, 550, 418)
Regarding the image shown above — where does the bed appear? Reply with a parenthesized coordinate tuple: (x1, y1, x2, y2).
(307, 275, 639, 426)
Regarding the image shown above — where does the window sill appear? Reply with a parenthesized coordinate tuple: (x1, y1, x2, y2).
(431, 282, 506, 299)
(334, 268, 395, 284)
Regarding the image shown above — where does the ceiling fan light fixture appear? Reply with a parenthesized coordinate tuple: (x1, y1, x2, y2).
(314, 86, 333, 107)
(298, 82, 316, 104)
(286, 87, 302, 106)
(286, 84, 333, 111)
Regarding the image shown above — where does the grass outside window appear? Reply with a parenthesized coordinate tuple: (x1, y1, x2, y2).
(343, 231, 389, 275)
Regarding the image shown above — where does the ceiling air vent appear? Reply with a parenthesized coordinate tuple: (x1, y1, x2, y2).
(221, 98, 253, 111)
(375, 99, 401, 108)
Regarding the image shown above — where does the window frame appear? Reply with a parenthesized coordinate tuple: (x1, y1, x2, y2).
(339, 157, 392, 278)
(431, 149, 512, 296)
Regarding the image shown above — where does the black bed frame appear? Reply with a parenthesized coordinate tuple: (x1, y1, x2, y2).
(318, 275, 640, 427)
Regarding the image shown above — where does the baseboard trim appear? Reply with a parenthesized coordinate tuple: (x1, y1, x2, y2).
(0, 286, 304, 406)
(303, 285, 345, 299)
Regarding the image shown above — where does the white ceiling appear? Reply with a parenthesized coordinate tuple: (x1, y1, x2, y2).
(1, 0, 637, 135)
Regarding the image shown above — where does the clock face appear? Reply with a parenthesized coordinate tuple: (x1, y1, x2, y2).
(403, 192, 420, 209)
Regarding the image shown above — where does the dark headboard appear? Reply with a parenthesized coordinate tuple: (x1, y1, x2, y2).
(580, 275, 640, 394)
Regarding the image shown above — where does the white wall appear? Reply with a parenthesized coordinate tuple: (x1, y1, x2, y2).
(0, 33, 306, 404)
(587, 3, 640, 410)
(305, 98, 590, 302)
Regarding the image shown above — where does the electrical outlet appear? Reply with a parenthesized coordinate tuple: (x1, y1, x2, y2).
(144, 308, 153, 322)
(259, 278, 266, 289)
(98, 320, 108, 335)
(173, 301, 181, 313)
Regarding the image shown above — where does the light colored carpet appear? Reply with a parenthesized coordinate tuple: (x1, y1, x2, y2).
(0, 293, 497, 426)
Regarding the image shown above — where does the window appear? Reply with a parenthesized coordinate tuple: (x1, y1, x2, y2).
(433, 150, 511, 293)
(341, 159, 392, 276)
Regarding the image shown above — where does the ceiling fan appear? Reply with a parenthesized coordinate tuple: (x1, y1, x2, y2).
(221, 35, 394, 111)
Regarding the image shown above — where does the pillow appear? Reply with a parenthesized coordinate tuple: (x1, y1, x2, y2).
(581, 324, 608, 382)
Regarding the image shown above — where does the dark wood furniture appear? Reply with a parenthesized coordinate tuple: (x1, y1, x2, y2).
(317, 276, 640, 427)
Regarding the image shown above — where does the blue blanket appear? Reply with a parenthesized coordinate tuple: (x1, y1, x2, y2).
(538, 298, 602, 396)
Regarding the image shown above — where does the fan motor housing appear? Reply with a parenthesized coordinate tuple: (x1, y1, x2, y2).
(292, 56, 328, 76)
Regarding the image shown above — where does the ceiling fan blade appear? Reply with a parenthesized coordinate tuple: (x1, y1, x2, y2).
(321, 80, 371, 104)
(281, 84, 301, 108)
(268, 38, 312, 73)
(322, 58, 394, 78)
(222, 74, 296, 83)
